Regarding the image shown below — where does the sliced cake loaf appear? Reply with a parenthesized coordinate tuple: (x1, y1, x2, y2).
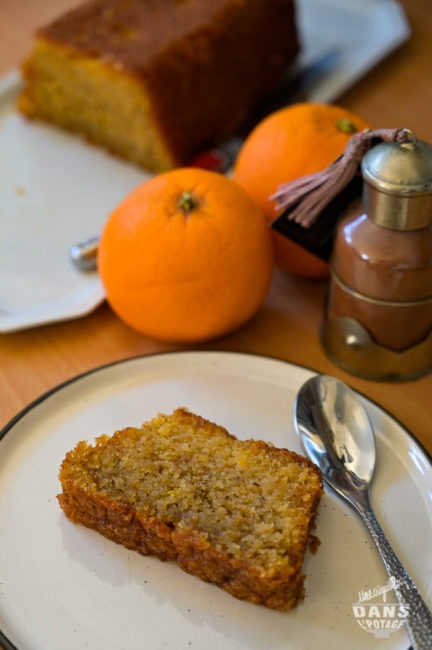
(19, 0, 299, 172)
(58, 408, 322, 610)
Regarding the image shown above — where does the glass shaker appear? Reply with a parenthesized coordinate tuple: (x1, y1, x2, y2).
(321, 130, 432, 380)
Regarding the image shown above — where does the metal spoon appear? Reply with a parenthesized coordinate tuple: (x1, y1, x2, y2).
(294, 374, 432, 650)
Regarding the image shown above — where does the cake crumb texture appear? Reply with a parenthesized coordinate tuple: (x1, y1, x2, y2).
(58, 408, 322, 610)
(18, 0, 299, 172)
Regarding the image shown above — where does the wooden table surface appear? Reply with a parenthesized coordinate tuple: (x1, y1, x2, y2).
(1, 0, 431, 447)
(0, 0, 431, 648)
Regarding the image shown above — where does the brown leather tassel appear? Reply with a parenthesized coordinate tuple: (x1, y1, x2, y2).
(270, 127, 410, 228)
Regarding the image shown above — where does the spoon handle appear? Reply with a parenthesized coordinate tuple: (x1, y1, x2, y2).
(362, 509, 432, 650)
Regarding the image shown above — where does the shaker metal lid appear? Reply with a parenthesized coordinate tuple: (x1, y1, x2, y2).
(362, 130, 432, 194)
(361, 130, 432, 229)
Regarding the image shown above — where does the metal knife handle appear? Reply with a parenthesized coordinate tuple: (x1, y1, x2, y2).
(362, 509, 432, 650)
(69, 236, 99, 272)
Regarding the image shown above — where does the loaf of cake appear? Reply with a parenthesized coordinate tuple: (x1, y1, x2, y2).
(58, 408, 323, 610)
(18, 0, 299, 173)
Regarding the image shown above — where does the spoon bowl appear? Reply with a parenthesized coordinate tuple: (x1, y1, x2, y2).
(295, 374, 375, 509)
(294, 374, 432, 650)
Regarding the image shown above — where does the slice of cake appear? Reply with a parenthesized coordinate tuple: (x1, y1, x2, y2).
(58, 408, 322, 610)
(18, 0, 299, 173)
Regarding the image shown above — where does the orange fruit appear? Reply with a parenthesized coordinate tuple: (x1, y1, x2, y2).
(98, 168, 274, 342)
(233, 102, 371, 278)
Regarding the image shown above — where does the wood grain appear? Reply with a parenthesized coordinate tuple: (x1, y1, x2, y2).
(0, 2, 431, 644)
(1, 0, 430, 441)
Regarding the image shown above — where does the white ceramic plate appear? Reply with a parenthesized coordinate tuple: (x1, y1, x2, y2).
(0, 351, 430, 650)
(0, 0, 409, 332)
(0, 72, 148, 333)
(296, 0, 410, 101)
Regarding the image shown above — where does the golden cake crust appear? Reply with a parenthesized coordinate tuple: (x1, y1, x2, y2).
(58, 408, 322, 610)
